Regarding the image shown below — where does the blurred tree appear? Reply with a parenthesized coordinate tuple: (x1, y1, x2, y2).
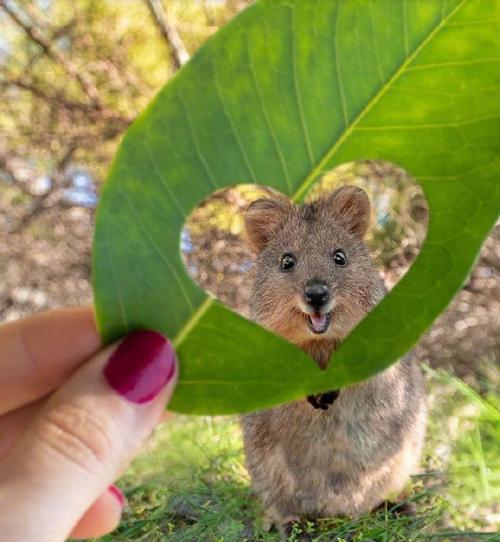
(0, 0, 251, 231)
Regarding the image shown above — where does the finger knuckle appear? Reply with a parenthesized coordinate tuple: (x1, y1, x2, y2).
(36, 402, 117, 477)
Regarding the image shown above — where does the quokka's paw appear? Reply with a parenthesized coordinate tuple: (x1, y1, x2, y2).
(307, 390, 339, 410)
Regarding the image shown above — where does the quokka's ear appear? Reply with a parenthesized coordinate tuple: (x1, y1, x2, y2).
(326, 185, 371, 237)
(245, 196, 291, 252)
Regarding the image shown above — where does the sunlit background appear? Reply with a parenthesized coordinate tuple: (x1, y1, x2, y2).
(1, 1, 498, 540)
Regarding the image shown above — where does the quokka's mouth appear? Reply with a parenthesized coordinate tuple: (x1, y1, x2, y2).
(307, 311, 332, 335)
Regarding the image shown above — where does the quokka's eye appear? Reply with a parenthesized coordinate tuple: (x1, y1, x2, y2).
(332, 249, 347, 266)
(280, 253, 296, 271)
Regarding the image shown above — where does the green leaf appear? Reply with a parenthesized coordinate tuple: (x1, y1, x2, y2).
(93, 0, 500, 414)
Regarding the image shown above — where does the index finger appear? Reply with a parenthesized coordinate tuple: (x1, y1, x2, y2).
(0, 307, 101, 415)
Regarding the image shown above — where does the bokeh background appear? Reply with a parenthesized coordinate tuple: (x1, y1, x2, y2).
(1, 1, 498, 541)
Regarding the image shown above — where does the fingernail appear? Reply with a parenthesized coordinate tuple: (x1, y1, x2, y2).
(104, 330, 176, 404)
(108, 485, 126, 508)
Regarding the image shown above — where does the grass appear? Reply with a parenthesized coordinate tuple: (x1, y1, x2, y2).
(90, 368, 500, 542)
(423, 368, 500, 534)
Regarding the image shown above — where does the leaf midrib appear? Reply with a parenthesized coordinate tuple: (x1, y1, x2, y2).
(172, 0, 467, 348)
(292, 0, 467, 202)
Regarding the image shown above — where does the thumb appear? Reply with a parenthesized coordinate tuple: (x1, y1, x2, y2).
(0, 330, 177, 542)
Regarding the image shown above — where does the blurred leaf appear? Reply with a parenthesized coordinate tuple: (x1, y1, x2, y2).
(93, 0, 500, 414)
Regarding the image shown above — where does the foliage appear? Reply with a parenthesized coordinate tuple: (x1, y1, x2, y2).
(0, 0, 248, 230)
(93, 0, 500, 414)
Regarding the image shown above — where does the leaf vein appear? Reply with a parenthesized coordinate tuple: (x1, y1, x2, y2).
(178, 92, 219, 190)
(369, 0, 384, 85)
(106, 228, 129, 330)
(402, 0, 409, 58)
(292, 0, 468, 202)
(245, 33, 292, 193)
(121, 192, 195, 313)
(357, 112, 500, 131)
(447, 16, 500, 26)
(406, 57, 500, 71)
(441, 0, 447, 21)
(144, 141, 188, 216)
(333, 1, 348, 129)
(212, 64, 258, 184)
(287, 2, 315, 166)
(173, 296, 213, 348)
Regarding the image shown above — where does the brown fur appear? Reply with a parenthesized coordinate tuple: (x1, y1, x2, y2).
(242, 186, 426, 528)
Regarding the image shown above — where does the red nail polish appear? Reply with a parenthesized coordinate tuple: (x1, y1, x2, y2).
(104, 330, 176, 404)
(108, 485, 126, 507)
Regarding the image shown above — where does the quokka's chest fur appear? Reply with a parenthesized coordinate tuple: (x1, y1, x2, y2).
(242, 358, 426, 520)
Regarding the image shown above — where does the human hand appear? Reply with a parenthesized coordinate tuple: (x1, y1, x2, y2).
(0, 307, 177, 541)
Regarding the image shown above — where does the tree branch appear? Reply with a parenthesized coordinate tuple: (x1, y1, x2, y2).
(4, 143, 79, 232)
(0, 151, 24, 186)
(3, 77, 133, 127)
(3, 78, 90, 112)
(0, 0, 102, 107)
(143, 0, 190, 71)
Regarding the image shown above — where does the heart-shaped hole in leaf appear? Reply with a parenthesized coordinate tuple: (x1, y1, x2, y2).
(182, 160, 427, 371)
(93, 0, 500, 415)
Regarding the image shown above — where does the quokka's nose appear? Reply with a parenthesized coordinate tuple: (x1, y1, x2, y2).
(304, 281, 330, 310)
